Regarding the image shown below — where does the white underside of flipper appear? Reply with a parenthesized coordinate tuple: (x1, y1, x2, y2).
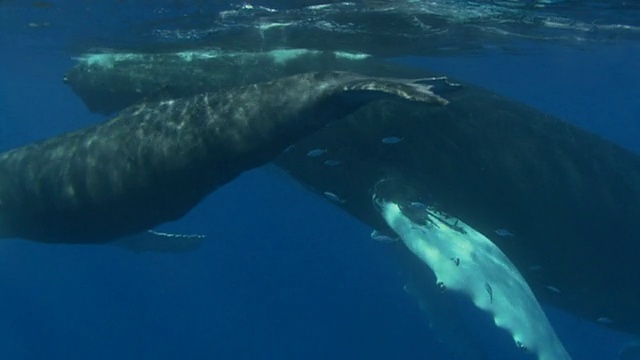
(376, 198, 571, 360)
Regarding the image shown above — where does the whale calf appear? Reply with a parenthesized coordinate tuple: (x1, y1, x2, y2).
(0, 71, 446, 244)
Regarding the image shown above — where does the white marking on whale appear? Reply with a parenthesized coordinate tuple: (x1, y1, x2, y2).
(323, 191, 345, 203)
(370, 229, 398, 243)
(306, 148, 327, 157)
(112, 230, 206, 253)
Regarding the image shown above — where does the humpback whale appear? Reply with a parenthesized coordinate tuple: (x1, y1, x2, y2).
(0, 71, 446, 244)
(61, 49, 640, 357)
(63, 49, 378, 115)
(270, 68, 640, 357)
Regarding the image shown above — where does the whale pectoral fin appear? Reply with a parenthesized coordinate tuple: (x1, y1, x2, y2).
(342, 74, 450, 105)
(112, 230, 205, 254)
(401, 259, 487, 360)
(376, 197, 571, 360)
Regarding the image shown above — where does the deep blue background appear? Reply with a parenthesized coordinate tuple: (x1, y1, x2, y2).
(1, 15, 640, 360)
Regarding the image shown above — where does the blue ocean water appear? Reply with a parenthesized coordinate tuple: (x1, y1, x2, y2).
(1, 2, 639, 359)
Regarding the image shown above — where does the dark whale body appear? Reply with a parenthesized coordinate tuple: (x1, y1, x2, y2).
(274, 84, 640, 336)
(0, 71, 444, 244)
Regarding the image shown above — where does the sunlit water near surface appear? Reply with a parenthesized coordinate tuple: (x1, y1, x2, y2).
(1, 1, 639, 359)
